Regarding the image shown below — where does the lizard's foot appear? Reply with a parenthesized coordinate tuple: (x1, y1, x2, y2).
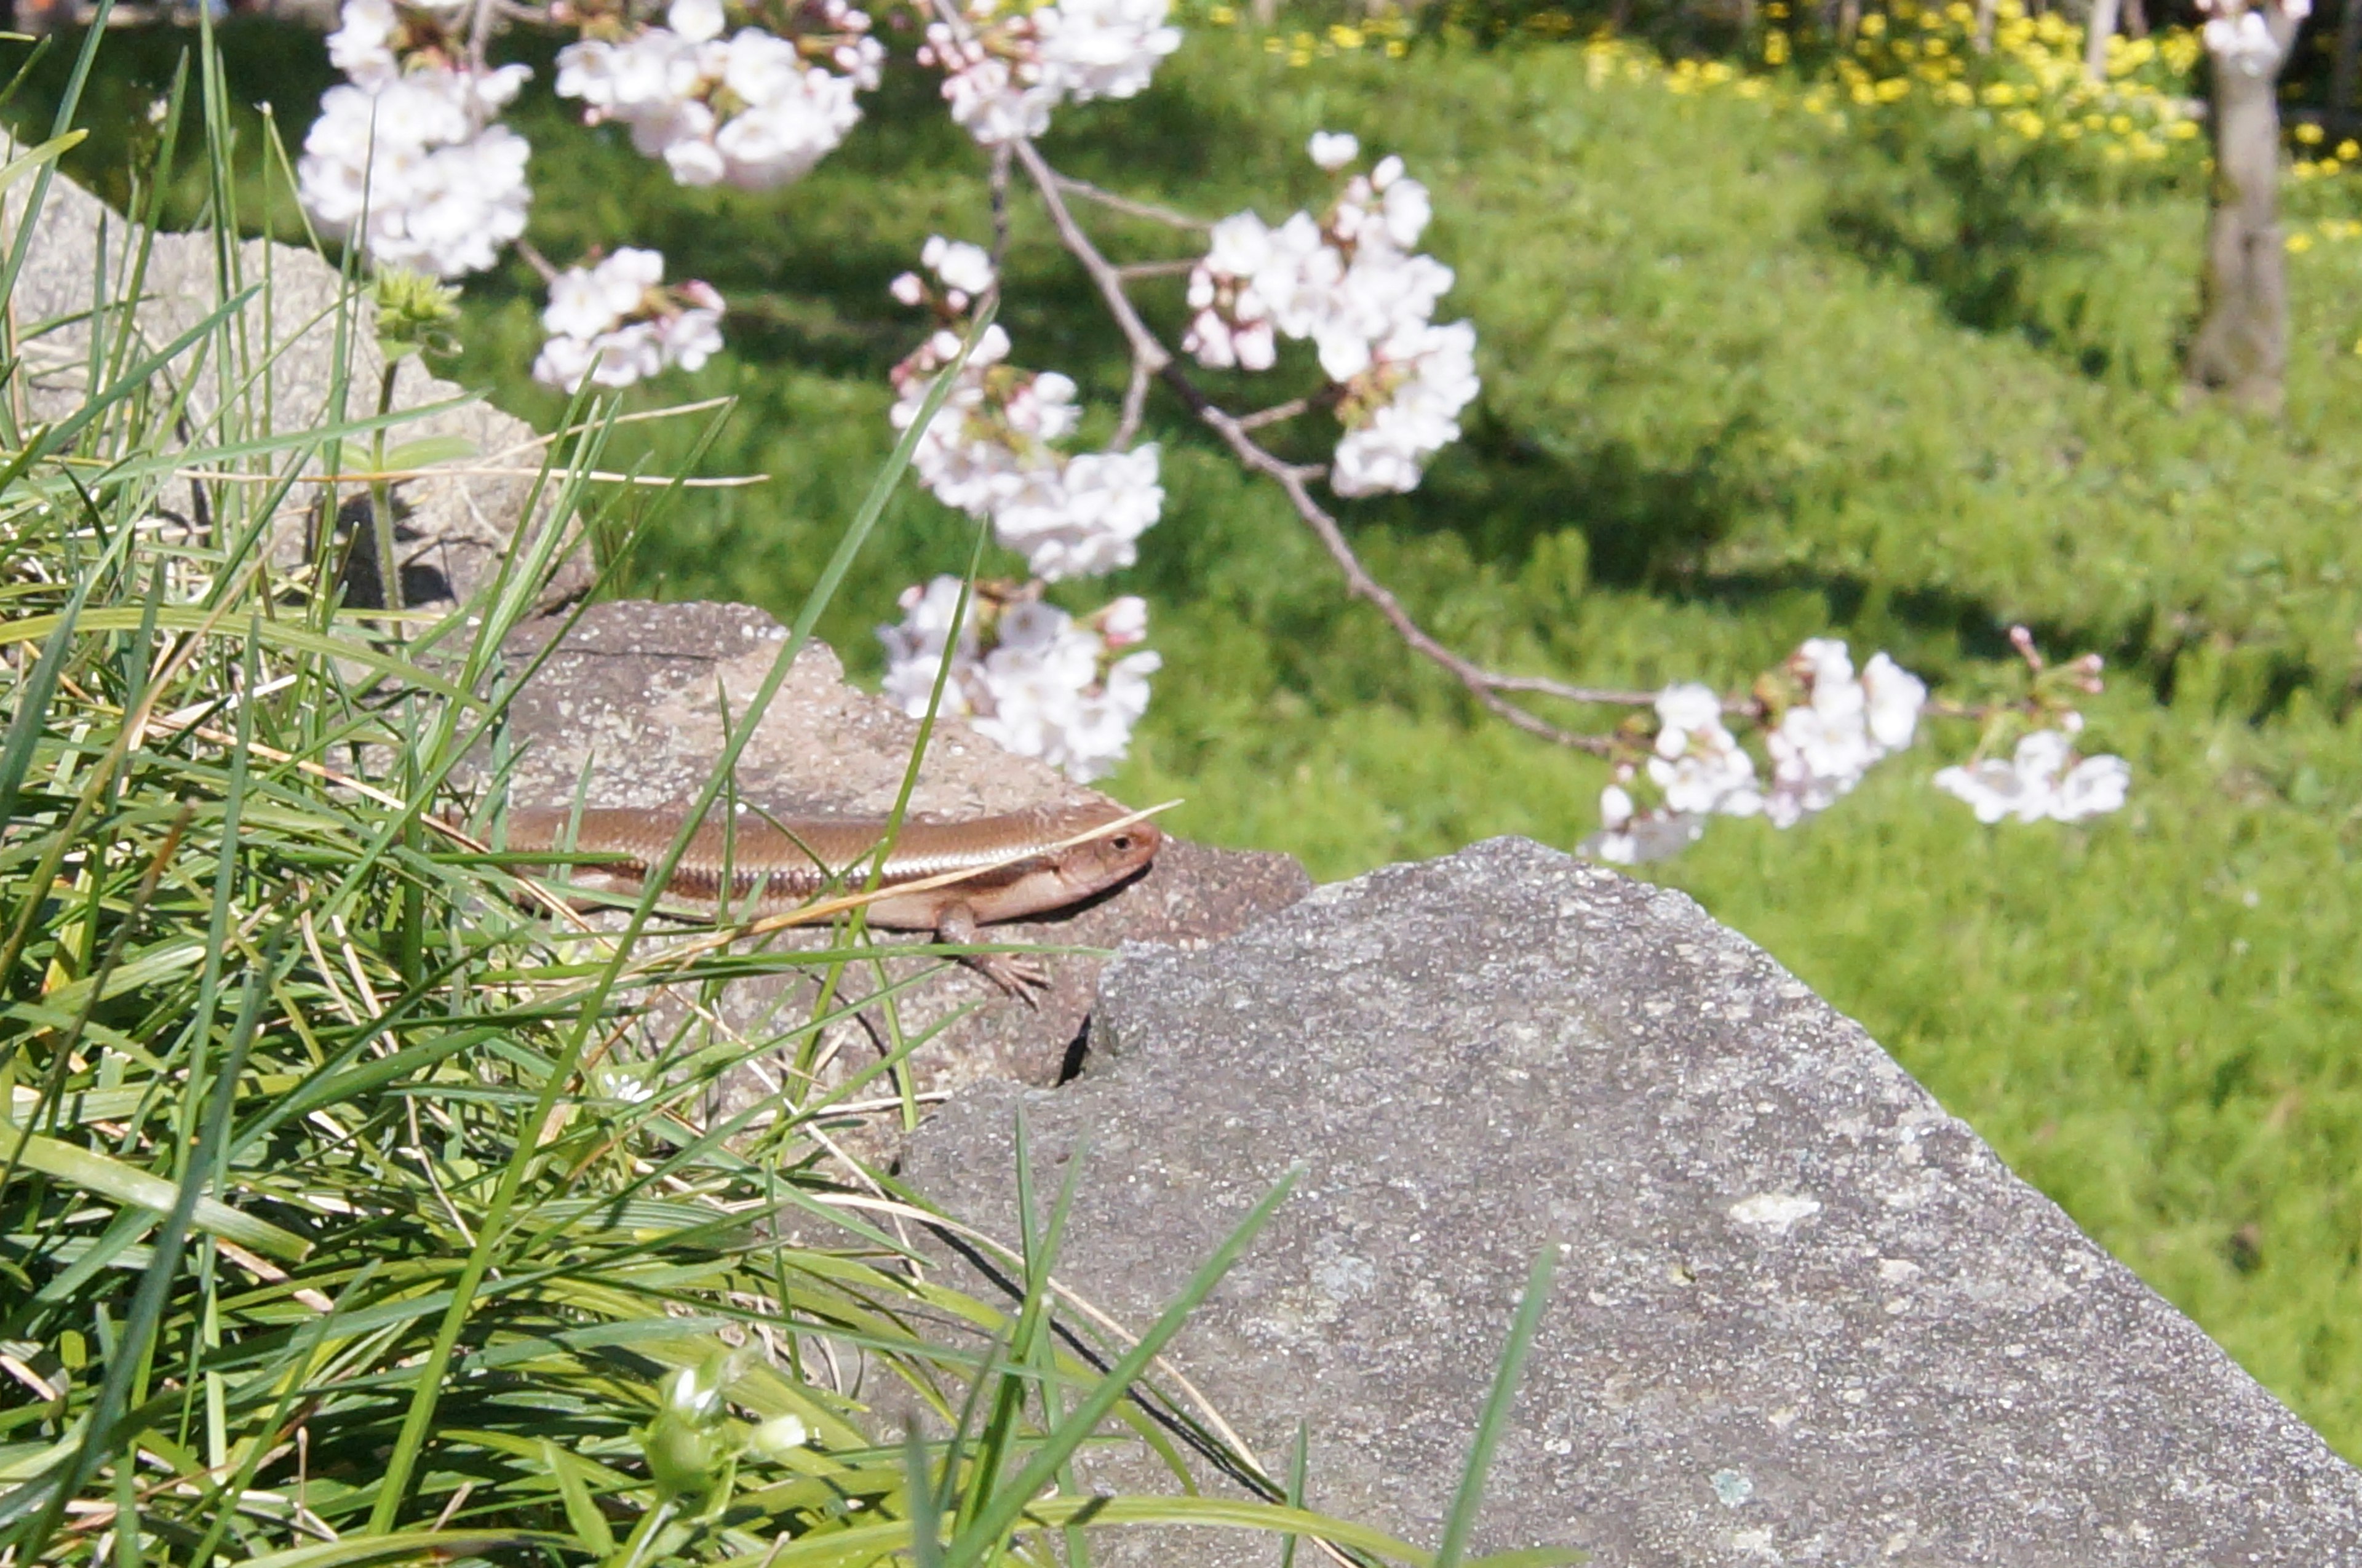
(960, 951, 1051, 1004)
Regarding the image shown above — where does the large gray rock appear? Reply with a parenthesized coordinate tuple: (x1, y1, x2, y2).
(1, 139, 584, 614)
(901, 838, 2362, 1567)
(485, 599, 1310, 1123)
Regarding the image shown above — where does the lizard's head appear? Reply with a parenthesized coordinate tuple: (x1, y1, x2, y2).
(1044, 803, 1163, 901)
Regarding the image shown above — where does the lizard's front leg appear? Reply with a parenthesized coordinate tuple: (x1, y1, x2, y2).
(934, 899, 1049, 1002)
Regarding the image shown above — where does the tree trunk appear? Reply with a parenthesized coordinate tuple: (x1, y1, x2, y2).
(2186, 11, 2298, 413)
(2125, 0, 2149, 39)
(2085, 0, 2123, 81)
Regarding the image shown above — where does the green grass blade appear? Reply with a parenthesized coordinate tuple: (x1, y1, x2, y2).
(1433, 1246, 1561, 1568)
(941, 1163, 1302, 1567)
(0, 574, 86, 830)
(0, 1126, 308, 1260)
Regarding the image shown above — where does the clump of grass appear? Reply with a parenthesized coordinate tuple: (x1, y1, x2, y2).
(0, 30, 1564, 1568)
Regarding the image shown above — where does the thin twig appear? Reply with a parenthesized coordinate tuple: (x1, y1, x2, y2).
(1013, 140, 1171, 374)
(1235, 396, 1311, 432)
(1048, 172, 1213, 231)
(1113, 354, 1153, 450)
(511, 235, 562, 286)
(990, 143, 1014, 269)
(1113, 258, 1201, 281)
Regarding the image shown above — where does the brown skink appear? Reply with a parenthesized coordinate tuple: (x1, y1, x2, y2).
(504, 799, 1163, 995)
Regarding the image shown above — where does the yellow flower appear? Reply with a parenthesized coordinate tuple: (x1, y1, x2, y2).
(1207, 2, 1234, 22)
(2011, 108, 2045, 137)
(2296, 121, 2326, 145)
(1765, 29, 1791, 63)
(1875, 76, 1911, 100)
(2286, 231, 2315, 253)
(1859, 11, 1887, 33)
(1329, 22, 1364, 47)
(2109, 113, 2131, 133)
(2341, 140, 2361, 159)
(1385, 38, 1406, 55)
(2168, 119, 2200, 140)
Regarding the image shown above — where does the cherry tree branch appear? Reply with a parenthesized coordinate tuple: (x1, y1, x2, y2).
(1236, 396, 1313, 431)
(1115, 356, 1153, 451)
(989, 143, 1015, 268)
(1114, 259, 1202, 281)
(1011, 138, 1640, 755)
(1047, 172, 1214, 231)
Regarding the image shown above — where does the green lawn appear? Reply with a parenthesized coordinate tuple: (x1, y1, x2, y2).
(15, 12, 2362, 1455)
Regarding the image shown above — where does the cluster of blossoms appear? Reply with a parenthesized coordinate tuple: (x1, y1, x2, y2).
(1184, 133, 1479, 496)
(888, 239, 1166, 583)
(920, 0, 1182, 145)
(1593, 637, 1930, 862)
(878, 578, 1159, 782)
(553, 0, 879, 190)
(299, 0, 533, 277)
(1761, 640, 1928, 826)
(1593, 632, 2130, 862)
(531, 247, 725, 392)
(1934, 726, 2133, 824)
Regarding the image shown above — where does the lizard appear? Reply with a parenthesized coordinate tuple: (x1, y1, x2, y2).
(503, 798, 1164, 997)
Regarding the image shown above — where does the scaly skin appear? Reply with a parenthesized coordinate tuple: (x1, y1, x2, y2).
(504, 800, 1163, 996)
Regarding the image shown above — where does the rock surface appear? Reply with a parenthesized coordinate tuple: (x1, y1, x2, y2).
(901, 837, 2362, 1567)
(487, 599, 1310, 1112)
(1, 139, 584, 614)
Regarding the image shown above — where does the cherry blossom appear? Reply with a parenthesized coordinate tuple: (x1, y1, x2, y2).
(1935, 731, 2132, 824)
(1308, 130, 1359, 171)
(298, 7, 533, 279)
(878, 579, 1159, 781)
(533, 248, 725, 391)
(921, 0, 1181, 146)
(1647, 682, 1762, 817)
(554, 0, 875, 191)
(888, 243, 1164, 580)
(1762, 638, 1927, 827)
(1183, 138, 1478, 496)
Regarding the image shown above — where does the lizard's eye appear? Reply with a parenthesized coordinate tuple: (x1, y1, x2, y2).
(1109, 834, 1134, 851)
